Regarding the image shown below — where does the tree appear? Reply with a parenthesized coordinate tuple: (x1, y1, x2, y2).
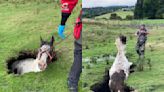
(134, 0, 164, 19)
(156, 8, 164, 19)
(134, 0, 144, 19)
(143, 0, 158, 19)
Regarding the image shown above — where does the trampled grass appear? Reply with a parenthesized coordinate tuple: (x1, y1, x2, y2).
(0, 2, 81, 92)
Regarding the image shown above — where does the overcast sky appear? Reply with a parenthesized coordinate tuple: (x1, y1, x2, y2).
(82, 0, 137, 8)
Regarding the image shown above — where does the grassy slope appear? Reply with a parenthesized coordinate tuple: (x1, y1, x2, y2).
(94, 11, 164, 26)
(82, 19, 164, 92)
(95, 10, 133, 19)
(0, 2, 81, 92)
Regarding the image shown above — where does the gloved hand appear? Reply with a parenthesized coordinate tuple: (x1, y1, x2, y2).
(58, 25, 66, 39)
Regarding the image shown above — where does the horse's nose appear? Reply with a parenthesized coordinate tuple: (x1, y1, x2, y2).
(38, 62, 47, 70)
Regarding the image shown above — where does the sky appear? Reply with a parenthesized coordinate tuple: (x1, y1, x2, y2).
(82, 0, 137, 8)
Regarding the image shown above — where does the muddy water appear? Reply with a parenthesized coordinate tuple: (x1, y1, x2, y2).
(83, 54, 115, 63)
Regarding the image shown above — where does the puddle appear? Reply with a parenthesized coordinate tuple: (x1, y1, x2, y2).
(7, 50, 57, 75)
(83, 54, 115, 63)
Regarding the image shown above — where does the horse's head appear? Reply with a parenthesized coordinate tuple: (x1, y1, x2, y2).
(115, 35, 127, 52)
(37, 36, 54, 70)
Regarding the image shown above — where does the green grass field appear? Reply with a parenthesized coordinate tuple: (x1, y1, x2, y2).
(82, 17, 164, 92)
(95, 10, 133, 19)
(0, 2, 81, 92)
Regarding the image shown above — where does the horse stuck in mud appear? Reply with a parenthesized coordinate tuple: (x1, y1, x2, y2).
(91, 35, 136, 92)
(7, 36, 57, 75)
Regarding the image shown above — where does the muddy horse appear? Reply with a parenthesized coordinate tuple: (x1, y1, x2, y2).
(109, 35, 134, 92)
(8, 36, 55, 75)
(90, 35, 135, 92)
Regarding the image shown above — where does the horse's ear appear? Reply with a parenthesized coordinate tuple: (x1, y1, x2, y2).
(50, 36, 54, 46)
(40, 36, 44, 46)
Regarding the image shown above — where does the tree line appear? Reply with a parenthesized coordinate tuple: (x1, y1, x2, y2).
(82, 6, 131, 18)
(134, 0, 164, 19)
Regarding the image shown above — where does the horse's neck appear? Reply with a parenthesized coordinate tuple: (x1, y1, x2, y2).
(117, 46, 126, 56)
(32, 59, 41, 71)
(36, 53, 48, 63)
(115, 45, 127, 63)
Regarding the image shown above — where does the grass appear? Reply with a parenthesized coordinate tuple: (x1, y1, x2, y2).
(95, 10, 133, 19)
(0, 2, 81, 92)
(83, 18, 164, 27)
(82, 18, 164, 92)
(89, 10, 164, 27)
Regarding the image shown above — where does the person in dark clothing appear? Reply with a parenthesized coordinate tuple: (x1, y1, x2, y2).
(135, 24, 149, 71)
(135, 24, 149, 58)
(58, 0, 82, 92)
(67, 13, 82, 92)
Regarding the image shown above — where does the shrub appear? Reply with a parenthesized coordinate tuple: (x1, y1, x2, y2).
(156, 8, 164, 19)
(125, 15, 134, 20)
(110, 13, 122, 20)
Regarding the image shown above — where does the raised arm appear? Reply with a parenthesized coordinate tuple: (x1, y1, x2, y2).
(58, 0, 78, 39)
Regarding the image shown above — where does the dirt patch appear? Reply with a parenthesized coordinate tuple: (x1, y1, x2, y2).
(6, 50, 57, 74)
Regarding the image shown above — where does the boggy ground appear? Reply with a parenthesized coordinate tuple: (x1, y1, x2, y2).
(82, 19, 164, 92)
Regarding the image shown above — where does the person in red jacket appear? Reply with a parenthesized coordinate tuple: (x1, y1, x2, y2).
(58, 0, 82, 92)
(58, 0, 78, 39)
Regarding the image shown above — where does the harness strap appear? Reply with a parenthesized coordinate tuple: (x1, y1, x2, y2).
(39, 50, 53, 62)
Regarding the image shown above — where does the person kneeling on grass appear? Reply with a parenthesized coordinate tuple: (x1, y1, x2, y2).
(58, 0, 82, 92)
(135, 24, 149, 71)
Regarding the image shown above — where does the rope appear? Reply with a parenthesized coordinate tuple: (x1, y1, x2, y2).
(54, 32, 73, 46)
(53, 32, 74, 53)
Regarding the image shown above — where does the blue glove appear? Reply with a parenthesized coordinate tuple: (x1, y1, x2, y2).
(58, 25, 66, 39)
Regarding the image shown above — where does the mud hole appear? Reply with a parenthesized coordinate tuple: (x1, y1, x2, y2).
(6, 50, 57, 74)
(90, 65, 136, 92)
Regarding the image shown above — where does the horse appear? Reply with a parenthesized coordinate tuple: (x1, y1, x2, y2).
(109, 35, 134, 92)
(10, 36, 54, 75)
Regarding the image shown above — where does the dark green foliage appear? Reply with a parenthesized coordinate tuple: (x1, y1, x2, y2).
(83, 6, 131, 18)
(156, 8, 164, 19)
(110, 13, 122, 20)
(143, 0, 158, 19)
(134, 0, 164, 19)
(134, 0, 144, 19)
(126, 15, 134, 20)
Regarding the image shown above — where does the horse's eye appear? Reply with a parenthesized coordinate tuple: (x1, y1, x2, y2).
(39, 49, 42, 52)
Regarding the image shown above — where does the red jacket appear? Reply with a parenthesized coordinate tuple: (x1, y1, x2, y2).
(74, 10, 82, 39)
(61, 0, 78, 13)
(61, 0, 81, 40)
